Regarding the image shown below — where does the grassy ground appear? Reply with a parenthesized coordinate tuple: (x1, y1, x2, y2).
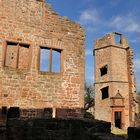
(111, 127, 127, 139)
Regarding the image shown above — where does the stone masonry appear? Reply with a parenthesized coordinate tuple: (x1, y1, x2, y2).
(94, 32, 138, 129)
(0, 0, 85, 119)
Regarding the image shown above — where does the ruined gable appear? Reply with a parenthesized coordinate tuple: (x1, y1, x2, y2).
(0, 0, 85, 119)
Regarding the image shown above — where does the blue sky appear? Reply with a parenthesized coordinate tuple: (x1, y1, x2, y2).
(46, 0, 140, 91)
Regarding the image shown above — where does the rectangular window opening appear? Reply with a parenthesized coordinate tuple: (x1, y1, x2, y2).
(39, 47, 61, 73)
(5, 41, 30, 69)
(101, 86, 109, 100)
(100, 65, 108, 76)
(115, 33, 122, 44)
(5, 42, 18, 68)
(18, 44, 30, 69)
(52, 49, 61, 72)
(40, 47, 50, 72)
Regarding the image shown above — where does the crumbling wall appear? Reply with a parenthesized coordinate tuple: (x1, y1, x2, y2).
(0, 0, 85, 117)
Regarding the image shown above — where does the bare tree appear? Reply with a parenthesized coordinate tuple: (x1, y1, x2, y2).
(84, 83, 94, 110)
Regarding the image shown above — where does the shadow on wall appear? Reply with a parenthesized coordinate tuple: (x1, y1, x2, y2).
(0, 107, 84, 122)
(5, 118, 111, 140)
(0, 106, 95, 124)
(0, 107, 111, 140)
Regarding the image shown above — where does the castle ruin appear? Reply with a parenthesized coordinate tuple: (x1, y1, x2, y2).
(0, 0, 85, 119)
(0, 0, 138, 133)
(94, 32, 138, 129)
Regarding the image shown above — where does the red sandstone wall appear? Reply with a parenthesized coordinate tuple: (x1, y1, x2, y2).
(0, 0, 85, 112)
(94, 33, 136, 129)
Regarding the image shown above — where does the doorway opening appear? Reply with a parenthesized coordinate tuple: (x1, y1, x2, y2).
(115, 111, 122, 129)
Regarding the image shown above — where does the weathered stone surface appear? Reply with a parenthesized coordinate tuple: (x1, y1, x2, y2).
(94, 32, 138, 129)
(0, 0, 85, 118)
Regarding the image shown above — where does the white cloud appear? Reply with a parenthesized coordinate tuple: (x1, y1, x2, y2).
(79, 8, 100, 26)
(78, 8, 140, 35)
(110, 14, 140, 33)
(78, 8, 102, 32)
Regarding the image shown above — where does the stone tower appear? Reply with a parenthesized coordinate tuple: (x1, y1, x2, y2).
(94, 32, 138, 129)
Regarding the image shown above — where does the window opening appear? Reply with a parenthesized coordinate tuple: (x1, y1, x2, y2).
(5, 42, 18, 68)
(5, 42, 30, 69)
(115, 33, 122, 44)
(18, 44, 30, 69)
(40, 47, 50, 71)
(40, 47, 61, 73)
(101, 86, 109, 100)
(100, 65, 108, 76)
(52, 49, 61, 72)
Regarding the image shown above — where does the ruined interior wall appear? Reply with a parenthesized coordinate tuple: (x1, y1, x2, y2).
(0, 0, 85, 115)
